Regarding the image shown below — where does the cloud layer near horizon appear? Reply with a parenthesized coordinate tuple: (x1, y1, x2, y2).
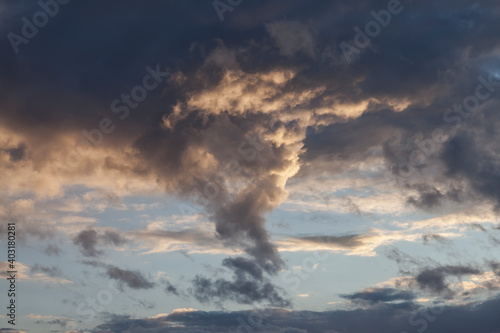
(89, 297, 500, 333)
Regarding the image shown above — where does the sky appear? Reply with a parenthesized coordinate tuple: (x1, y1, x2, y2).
(1, 0, 500, 332)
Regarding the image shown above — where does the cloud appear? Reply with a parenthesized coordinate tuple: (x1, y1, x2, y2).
(73, 228, 129, 257)
(191, 257, 291, 307)
(2, 0, 500, 312)
(440, 131, 500, 210)
(0, 262, 71, 285)
(89, 297, 500, 333)
(296, 234, 367, 249)
(278, 231, 427, 257)
(101, 229, 128, 246)
(415, 266, 483, 296)
(0, 198, 54, 241)
(223, 257, 264, 281)
(468, 223, 487, 232)
(33, 317, 71, 328)
(164, 281, 179, 296)
(340, 288, 416, 304)
(105, 265, 155, 290)
(3, 143, 26, 162)
(73, 229, 102, 257)
(384, 248, 498, 299)
(422, 234, 449, 244)
(81, 260, 155, 290)
(407, 186, 446, 210)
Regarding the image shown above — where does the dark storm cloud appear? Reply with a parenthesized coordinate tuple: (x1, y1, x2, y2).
(0, 0, 323, 135)
(90, 297, 500, 333)
(415, 265, 482, 295)
(340, 288, 416, 304)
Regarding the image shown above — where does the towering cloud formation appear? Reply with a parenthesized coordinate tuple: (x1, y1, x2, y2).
(130, 47, 324, 277)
